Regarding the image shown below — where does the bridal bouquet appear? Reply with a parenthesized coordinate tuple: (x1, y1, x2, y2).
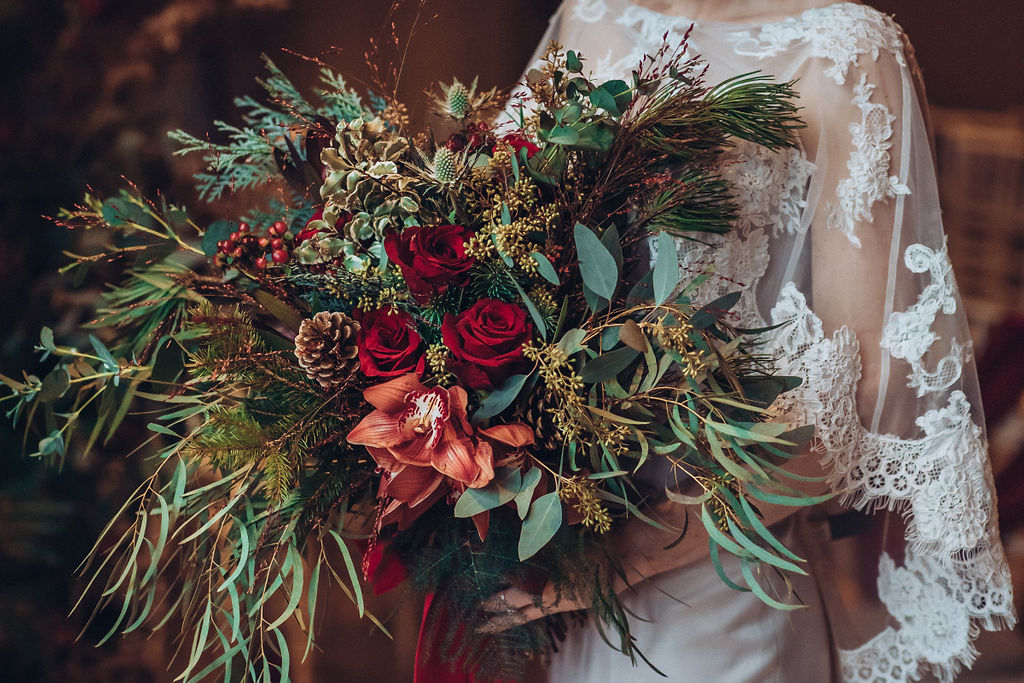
(3, 34, 820, 682)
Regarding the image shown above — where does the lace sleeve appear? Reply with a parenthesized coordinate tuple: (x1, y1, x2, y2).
(763, 13, 1017, 682)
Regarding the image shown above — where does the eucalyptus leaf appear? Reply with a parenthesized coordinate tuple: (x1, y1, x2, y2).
(89, 334, 119, 372)
(741, 375, 803, 407)
(587, 470, 628, 480)
(574, 223, 619, 300)
(709, 540, 750, 592)
(511, 280, 547, 340)
(38, 431, 65, 457)
(726, 517, 806, 575)
(577, 121, 614, 152)
(148, 423, 178, 436)
(556, 328, 587, 355)
(700, 505, 746, 557)
(518, 492, 562, 560)
(627, 270, 654, 301)
(546, 125, 580, 145)
(566, 50, 583, 73)
(580, 346, 639, 384)
(589, 80, 631, 116)
(590, 85, 622, 117)
(490, 233, 515, 267)
(689, 292, 742, 330)
(740, 561, 802, 610)
(600, 224, 623, 272)
(454, 468, 522, 517)
(559, 101, 583, 125)
(37, 367, 71, 402)
(748, 486, 834, 507)
(530, 252, 560, 285)
(618, 319, 648, 352)
(706, 419, 797, 446)
(583, 283, 606, 314)
(101, 196, 142, 228)
(515, 467, 542, 519)
(509, 145, 520, 182)
(652, 231, 680, 304)
(472, 373, 530, 422)
(587, 405, 650, 425)
(605, 79, 633, 111)
(573, 123, 616, 152)
(665, 485, 712, 505)
(736, 492, 805, 563)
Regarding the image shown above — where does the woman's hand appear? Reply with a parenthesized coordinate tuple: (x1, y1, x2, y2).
(478, 583, 591, 633)
(477, 450, 830, 633)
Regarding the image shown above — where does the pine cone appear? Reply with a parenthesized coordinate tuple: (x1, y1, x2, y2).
(294, 311, 361, 388)
(520, 391, 562, 453)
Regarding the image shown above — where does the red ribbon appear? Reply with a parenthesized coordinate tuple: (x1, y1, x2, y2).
(414, 593, 474, 683)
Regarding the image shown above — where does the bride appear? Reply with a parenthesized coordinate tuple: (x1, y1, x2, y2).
(491, 1, 1017, 681)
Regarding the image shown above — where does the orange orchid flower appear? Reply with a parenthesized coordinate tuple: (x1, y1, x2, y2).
(347, 374, 493, 507)
(347, 374, 535, 531)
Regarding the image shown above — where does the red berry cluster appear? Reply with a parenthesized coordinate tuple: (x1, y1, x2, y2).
(214, 220, 293, 271)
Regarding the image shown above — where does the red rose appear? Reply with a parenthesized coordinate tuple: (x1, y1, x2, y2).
(295, 208, 324, 243)
(502, 133, 540, 159)
(297, 208, 351, 244)
(384, 225, 475, 302)
(356, 307, 426, 378)
(442, 299, 534, 390)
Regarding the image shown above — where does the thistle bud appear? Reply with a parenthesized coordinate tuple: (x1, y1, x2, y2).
(446, 80, 470, 120)
(433, 146, 457, 184)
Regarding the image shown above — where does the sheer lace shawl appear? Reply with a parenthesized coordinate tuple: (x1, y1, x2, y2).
(515, 2, 1017, 681)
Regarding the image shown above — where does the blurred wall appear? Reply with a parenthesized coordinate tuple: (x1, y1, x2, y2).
(874, 0, 1024, 111)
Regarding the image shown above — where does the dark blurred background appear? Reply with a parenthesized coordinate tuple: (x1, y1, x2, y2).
(0, 1, 1021, 681)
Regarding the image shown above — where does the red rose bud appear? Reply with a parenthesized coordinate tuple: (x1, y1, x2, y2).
(355, 307, 426, 378)
(502, 133, 540, 159)
(383, 224, 475, 303)
(442, 299, 534, 390)
(303, 121, 334, 181)
(446, 133, 467, 152)
(296, 207, 326, 244)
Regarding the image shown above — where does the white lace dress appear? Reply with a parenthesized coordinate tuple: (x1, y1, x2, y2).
(514, 2, 1018, 681)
